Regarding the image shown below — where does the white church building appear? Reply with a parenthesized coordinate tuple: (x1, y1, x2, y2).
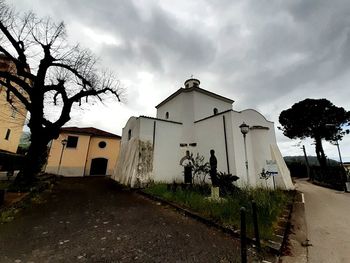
(112, 78, 294, 190)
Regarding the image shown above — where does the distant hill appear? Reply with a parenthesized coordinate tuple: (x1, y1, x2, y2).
(284, 156, 339, 166)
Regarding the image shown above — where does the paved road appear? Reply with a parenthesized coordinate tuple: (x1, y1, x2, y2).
(0, 177, 248, 263)
(296, 180, 350, 263)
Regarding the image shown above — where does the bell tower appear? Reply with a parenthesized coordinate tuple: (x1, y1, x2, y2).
(184, 78, 200, 89)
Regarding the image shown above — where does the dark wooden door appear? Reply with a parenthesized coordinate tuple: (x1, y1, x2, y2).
(90, 158, 108, 175)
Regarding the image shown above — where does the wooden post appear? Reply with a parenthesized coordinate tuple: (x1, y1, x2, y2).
(240, 207, 247, 263)
(252, 200, 261, 251)
(302, 145, 311, 180)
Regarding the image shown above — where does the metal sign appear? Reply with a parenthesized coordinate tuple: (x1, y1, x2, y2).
(266, 160, 278, 176)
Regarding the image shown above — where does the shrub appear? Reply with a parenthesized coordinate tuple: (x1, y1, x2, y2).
(0, 152, 24, 171)
(286, 162, 309, 178)
(216, 172, 240, 196)
(144, 183, 292, 240)
(312, 166, 346, 190)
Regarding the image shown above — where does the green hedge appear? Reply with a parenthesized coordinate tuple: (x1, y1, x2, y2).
(312, 166, 346, 190)
(286, 162, 309, 178)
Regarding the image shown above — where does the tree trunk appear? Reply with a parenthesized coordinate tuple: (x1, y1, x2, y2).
(14, 132, 49, 188)
(315, 137, 327, 168)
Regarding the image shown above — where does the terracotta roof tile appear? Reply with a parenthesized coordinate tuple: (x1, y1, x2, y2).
(61, 127, 121, 138)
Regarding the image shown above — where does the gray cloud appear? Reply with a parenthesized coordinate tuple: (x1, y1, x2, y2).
(7, 0, 350, 160)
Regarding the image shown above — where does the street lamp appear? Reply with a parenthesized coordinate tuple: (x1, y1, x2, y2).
(240, 122, 250, 185)
(57, 138, 67, 175)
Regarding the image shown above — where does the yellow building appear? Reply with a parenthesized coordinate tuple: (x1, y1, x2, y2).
(344, 162, 350, 173)
(45, 127, 121, 177)
(0, 55, 28, 153)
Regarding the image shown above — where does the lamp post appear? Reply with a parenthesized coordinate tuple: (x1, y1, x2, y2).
(57, 138, 67, 175)
(240, 122, 250, 186)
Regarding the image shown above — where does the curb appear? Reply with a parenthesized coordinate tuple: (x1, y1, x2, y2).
(274, 191, 297, 261)
(278, 191, 309, 263)
(138, 190, 295, 256)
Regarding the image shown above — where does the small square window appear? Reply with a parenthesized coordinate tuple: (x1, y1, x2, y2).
(66, 136, 78, 148)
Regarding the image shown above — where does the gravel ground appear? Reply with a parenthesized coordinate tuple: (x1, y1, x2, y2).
(0, 177, 253, 263)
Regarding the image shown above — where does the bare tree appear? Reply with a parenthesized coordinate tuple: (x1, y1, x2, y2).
(0, 1, 123, 187)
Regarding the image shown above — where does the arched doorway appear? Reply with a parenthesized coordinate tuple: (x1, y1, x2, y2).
(90, 158, 108, 175)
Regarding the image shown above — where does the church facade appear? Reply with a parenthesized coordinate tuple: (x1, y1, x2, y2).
(112, 78, 294, 190)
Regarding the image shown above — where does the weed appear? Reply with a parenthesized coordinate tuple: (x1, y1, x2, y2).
(144, 184, 292, 240)
(0, 208, 19, 223)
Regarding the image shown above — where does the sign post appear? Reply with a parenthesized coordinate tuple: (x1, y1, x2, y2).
(265, 160, 279, 189)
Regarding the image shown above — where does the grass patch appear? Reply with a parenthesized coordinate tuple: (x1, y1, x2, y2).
(144, 184, 292, 240)
(0, 207, 19, 223)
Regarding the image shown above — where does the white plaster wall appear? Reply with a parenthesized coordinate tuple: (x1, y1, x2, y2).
(156, 93, 184, 122)
(194, 114, 229, 175)
(242, 109, 275, 187)
(180, 91, 195, 143)
(231, 109, 289, 189)
(152, 120, 183, 183)
(222, 112, 237, 176)
(231, 113, 251, 187)
(121, 116, 141, 143)
(139, 118, 155, 142)
(113, 116, 184, 186)
(250, 129, 274, 188)
(193, 91, 232, 121)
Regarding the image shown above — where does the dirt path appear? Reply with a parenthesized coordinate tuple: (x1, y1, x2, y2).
(297, 179, 350, 263)
(0, 177, 246, 263)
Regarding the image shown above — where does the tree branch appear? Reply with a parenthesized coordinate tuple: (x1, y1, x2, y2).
(0, 18, 26, 64)
(0, 71, 31, 92)
(51, 62, 91, 86)
(0, 79, 30, 110)
(69, 87, 121, 104)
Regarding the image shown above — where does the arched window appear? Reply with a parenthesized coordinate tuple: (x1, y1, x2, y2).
(165, 112, 169, 119)
(213, 108, 218, 115)
(128, 129, 132, 140)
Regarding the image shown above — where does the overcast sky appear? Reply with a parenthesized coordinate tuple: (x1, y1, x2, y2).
(8, 0, 350, 161)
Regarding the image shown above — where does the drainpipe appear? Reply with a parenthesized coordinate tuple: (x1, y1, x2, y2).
(222, 115, 230, 174)
(83, 136, 92, 176)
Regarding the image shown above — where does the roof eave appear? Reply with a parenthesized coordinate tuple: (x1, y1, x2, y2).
(155, 87, 234, 109)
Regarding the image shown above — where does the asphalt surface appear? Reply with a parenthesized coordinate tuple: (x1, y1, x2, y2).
(297, 179, 350, 263)
(0, 177, 247, 263)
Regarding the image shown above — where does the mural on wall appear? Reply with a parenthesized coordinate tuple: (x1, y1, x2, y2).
(113, 138, 153, 187)
(136, 140, 154, 187)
